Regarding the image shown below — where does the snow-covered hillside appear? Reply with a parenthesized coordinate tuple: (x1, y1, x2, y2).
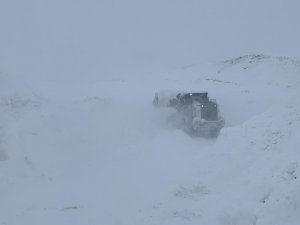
(1, 55, 300, 225)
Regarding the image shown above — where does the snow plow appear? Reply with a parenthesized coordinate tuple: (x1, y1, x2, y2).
(153, 91, 225, 137)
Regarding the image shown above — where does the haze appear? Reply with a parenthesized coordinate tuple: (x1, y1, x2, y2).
(1, 1, 300, 225)
(1, 0, 300, 81)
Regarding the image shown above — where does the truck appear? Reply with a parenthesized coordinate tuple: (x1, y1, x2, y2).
(153, 92, 225, 137)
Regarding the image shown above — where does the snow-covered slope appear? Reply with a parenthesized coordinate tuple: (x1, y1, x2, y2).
(1, 55, 300, 225)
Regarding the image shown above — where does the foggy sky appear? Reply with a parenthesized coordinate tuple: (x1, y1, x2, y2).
(0, 0, 299, 81)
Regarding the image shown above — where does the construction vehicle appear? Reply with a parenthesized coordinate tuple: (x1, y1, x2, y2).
(153, 92, 225, 137)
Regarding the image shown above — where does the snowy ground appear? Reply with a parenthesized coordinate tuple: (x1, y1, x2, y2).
(1, 55, 300, 225)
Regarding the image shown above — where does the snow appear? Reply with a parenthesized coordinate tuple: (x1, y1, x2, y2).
(0, 55, 300, 224)
(1, 0, 300, 81)
(1, 1, 300, 224)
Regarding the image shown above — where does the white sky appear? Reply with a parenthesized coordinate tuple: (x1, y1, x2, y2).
(0, 0, 299, 81)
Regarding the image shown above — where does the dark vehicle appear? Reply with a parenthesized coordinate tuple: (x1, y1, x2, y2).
(153, 92, 225, 137)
